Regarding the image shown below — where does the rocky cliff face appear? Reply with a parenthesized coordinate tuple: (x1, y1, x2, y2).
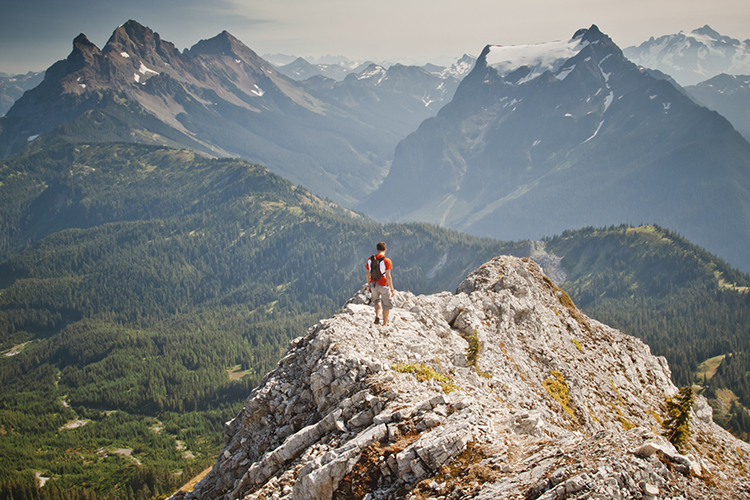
(176, 256, 750, 500)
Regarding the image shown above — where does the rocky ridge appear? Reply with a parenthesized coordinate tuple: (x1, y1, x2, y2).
(176, 256, 750, 500)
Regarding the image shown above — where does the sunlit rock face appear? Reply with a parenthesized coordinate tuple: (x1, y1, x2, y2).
(176, 256, 750, 500)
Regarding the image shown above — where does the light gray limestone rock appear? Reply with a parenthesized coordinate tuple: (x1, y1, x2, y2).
(175, 256, 750, 500)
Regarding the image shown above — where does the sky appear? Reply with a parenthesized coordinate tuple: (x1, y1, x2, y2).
(1, 0, 750, 75)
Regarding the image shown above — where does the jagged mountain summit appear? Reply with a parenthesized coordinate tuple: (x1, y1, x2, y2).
(367, 25, 750, 273)
(176, 256, 750, 500)
(623, 25, 750, 86)
(0, 20, 396, 205)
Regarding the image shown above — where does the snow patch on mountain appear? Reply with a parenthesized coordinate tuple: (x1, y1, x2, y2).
(487, 36, 589, 80)
(439, 54, 476, 80)
(357, 65, 386, 83)
(584, 120, 604, 143)
(555, 64, 576, 81)
(603, 91, 614, 113)
(138, 62, 159, 76)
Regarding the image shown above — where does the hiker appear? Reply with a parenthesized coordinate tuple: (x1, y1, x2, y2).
(366, 242, 394, 326)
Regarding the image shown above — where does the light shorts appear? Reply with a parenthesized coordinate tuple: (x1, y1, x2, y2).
(370, 283, 393, 310)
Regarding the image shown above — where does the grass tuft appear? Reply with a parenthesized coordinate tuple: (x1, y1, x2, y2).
(392, 363, 460, 394)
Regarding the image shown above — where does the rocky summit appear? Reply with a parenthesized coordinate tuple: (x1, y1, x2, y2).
(175, 256, 750, 500)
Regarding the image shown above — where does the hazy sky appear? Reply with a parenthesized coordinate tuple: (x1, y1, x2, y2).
(2, 0, 749, 75)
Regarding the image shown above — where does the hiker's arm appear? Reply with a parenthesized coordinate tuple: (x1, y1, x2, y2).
(386, 269, 394, 293)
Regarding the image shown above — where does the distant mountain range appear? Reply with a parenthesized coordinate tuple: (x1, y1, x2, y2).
(0, 71, 44, 116)
(299, 56, 476, 145)
(271, 54, 476, 84)
(274, 57, 373, 81)
(622, 24, 750, 146)
(624, 25, 750, 86)
(0, 21, 417, 206)
(0, 22, 476, 208)
(368, 25, 750, 272)
(686, 74, 750, 142)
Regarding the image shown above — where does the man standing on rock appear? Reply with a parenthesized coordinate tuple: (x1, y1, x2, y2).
(366, 242, 394, 326)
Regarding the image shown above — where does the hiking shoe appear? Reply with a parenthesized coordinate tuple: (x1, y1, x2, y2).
(374, 317, 380, 324)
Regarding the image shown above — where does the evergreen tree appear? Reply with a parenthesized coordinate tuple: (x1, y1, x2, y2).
(663, 386, 695, 450)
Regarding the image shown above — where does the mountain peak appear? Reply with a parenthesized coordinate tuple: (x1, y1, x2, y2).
(692, 24, 723, 40)
(107, 20, 158, 49)
(64, 33, 103, 74)
(71, 33, 101, 60)
(580, 23, 604, 42)
(177, 256, 750, 500)
(624, 25, 750, 85)
(184, 30, 251, 59)
(72, 33, 97, 50)
(481, 28, 593, 81)
(103, 20, 182, 69)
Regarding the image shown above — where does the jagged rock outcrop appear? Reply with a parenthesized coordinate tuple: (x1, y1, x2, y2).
(176, 256, 750, 500)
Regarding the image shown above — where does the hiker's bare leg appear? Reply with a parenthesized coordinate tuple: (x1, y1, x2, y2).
(383, 309, 390, 326)
(375, 301, 382, 321)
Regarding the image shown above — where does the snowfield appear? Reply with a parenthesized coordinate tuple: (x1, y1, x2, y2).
(486, 36, 589, 80)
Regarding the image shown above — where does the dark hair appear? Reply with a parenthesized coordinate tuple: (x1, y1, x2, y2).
(376, 242, 387, 252)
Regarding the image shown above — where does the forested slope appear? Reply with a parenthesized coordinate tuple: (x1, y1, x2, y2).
(0, 143, 525, 499)
(545, 225, 750, 439)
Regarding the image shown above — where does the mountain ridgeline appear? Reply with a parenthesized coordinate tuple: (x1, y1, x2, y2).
(369, 25, 750, 273)
(178, 256, 750, 500)
(686, 73, 750, 143)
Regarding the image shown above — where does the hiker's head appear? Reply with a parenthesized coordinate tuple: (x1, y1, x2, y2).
(377, 242, 386, 253)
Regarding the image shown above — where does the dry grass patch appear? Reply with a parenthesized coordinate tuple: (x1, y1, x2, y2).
(392, 363, 460, 394)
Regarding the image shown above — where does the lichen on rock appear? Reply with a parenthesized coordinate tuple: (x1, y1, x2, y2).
(174, 256, 750, 500)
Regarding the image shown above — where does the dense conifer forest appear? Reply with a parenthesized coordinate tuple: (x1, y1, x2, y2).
(546, 225, 750, 439)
